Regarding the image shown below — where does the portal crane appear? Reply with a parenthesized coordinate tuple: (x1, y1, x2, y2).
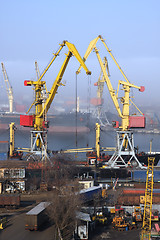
(20, 41, 91, 158)
(77, 35, 145, 168)
(1, 63, 14, 113)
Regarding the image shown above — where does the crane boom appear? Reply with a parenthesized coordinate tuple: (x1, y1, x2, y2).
(77, 35, 129, 83)
(1, 63, 14, 113)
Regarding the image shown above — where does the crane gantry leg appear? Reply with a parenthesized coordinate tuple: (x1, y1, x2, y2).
(29, 130, 51, 164)
(106, 130, 144, 169)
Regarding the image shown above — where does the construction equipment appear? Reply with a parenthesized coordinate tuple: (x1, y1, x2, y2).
(140, 157, 155, 240)
(1, 62, 14, 113)
(20, 41, 91, 159)
(133, 206, 143, 222)
(112, 215, 136, 231)
(92, 209, 108, 225)
(77, 35, 145, 169)
(0, 217, 8, 230)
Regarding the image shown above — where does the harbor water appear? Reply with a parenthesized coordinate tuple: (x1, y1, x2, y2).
(0, 128, 160, 162)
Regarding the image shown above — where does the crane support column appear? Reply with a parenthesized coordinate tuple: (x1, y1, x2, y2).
(95, 123, 100, 158)
(9, 122, 15, 157)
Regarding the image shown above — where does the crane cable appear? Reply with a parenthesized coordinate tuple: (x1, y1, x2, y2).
(75, 73, 78, 148)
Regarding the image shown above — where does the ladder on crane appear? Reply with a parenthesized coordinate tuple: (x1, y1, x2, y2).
(140, 157, 155, 240)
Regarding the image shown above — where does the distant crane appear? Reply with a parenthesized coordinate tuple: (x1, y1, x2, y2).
(93, 57, 111, 126)
(1, 63, 14, 113)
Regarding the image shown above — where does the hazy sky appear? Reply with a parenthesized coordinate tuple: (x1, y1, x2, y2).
(0, 0, 160, 113)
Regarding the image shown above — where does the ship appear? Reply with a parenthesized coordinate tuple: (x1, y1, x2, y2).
(86, 151, 160, 167)
(0, 112, 94, 133)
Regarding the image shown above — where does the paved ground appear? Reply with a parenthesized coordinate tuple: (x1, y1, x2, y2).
(0, 192, 144, 240)
(92, 225, 141, 240)
(0, 209, 141, 240)
(0, 211, 55, 240)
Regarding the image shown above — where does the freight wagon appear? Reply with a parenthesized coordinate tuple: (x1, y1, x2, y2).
(0, 194, 20, 207)
(79, 186, 102, 203)
(117, 188, 160, 205)
(25, 202, 51, 230)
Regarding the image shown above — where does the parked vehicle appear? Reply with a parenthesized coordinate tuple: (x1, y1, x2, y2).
(25, 202, 51, 230)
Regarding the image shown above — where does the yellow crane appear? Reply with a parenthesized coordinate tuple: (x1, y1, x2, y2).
(20, 40, 91, 156)
(1, 63, 14, 113)
(77, 35, 145, 168)
(141, 157, 155, 240)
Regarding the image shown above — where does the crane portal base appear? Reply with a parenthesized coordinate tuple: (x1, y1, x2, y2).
(28, 130, 50, 163)
(106, 131, 145, 169)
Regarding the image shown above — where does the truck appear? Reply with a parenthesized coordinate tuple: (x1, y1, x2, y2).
(25, 202, 51, 230)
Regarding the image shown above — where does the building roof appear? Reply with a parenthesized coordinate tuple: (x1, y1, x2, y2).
(0, 160, 28, 169)
(76, 211, 91, 222)
(26, 202, 51, 215)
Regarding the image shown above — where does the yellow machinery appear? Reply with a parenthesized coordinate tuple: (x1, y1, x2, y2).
(141, 157, 155, 240)
(1, 63, 14, 113)
(20, 41, 91, 158)
(77, 35, 145, 169)
(134, 206, 142, 222)
(9, 122, 15, 157)
(112, 216, 128, 230)
(0, 217, 8, 230)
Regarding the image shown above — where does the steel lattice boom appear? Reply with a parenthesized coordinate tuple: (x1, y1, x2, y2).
(141, 157, 155, 240)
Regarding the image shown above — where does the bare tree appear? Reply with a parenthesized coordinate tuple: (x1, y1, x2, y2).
(47, 174, 81, 240)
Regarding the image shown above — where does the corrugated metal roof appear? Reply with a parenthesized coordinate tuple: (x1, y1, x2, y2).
(79, 186, 101, 194)
(76, 211, 91, 222)
(26, 202, 51, 215)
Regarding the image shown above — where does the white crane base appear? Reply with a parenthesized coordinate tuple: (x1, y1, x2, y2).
(105, 131, 145, 169)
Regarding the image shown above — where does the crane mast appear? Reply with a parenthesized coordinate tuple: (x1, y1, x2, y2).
(141, 157, 154, 240)
(77, 35, 145, 169)
(1, 63, 14, 113)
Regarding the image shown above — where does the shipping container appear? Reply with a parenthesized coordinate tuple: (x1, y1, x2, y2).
(25, 202, 51, 230)
(132, 170, 160, 182)
(0, 194, 20, 207)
